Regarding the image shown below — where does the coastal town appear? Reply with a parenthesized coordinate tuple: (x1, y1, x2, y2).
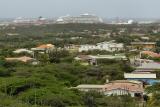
(5, 40, 160, 97)
(1, 0, 160, 101)
(1, 16, 160, 106)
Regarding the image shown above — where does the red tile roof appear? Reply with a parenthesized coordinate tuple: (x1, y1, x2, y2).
(141, 51, 160, 58)
(104, 82, 143, 92)
(75, 80, 143, 93)
(36, 44, 54, 49)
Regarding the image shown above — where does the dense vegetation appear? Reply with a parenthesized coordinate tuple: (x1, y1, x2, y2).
(0, 23, 160, 48)
(0, 56, 135, 107)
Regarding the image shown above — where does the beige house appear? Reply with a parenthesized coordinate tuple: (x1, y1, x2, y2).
(31, 44, 55, 53)
(31, 44, 55, 58)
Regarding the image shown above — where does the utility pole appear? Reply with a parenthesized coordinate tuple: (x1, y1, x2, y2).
(34, 81, 37, 107)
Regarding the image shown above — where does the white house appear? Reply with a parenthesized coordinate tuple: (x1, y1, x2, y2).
(72, 80, 143, 97)
(79, 41, 124, 52)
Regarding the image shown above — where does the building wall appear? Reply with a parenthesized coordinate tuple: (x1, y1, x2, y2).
(104, 89, 136, 97)
(77, 88, 142, 97)
(78, 88, 104, 92)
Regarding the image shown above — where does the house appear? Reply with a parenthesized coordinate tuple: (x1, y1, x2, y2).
(73, 80, 144, 97)
(32, 44, 54, 51)
(89, 54, 127, 65)
(135, 62, 160, 80)
(131, 42, 156, 50)
(13, 49, 33, 54)
(89, 54, 127, 60)
(103, 80, 143, 97)
(5, 56, 38, 64)
(124, 73, 158, 85)
(79, 41, 124, 52)
(75, 54, 127, 65)
(31, 44, 55, 55)
(140, 51, 160, 58)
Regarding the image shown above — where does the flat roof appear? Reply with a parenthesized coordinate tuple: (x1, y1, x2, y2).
(131, 42, 156, 45)
(76, 84, 105, 89)
(124, 73, 156, 79)
(134, 69, 155, 72)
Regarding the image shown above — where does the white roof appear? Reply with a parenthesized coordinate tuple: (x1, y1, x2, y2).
(124, 73, 156, 79)
(131, 42, 156, 45)
(31, 48, 45, 51)
(76, 84, 105, 89)
(13, 49, 33, 54)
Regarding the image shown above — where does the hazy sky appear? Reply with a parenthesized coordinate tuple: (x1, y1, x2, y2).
(0, 0, 160, 18)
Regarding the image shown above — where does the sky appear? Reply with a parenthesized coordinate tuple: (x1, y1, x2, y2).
(0, 0, 160, 18)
